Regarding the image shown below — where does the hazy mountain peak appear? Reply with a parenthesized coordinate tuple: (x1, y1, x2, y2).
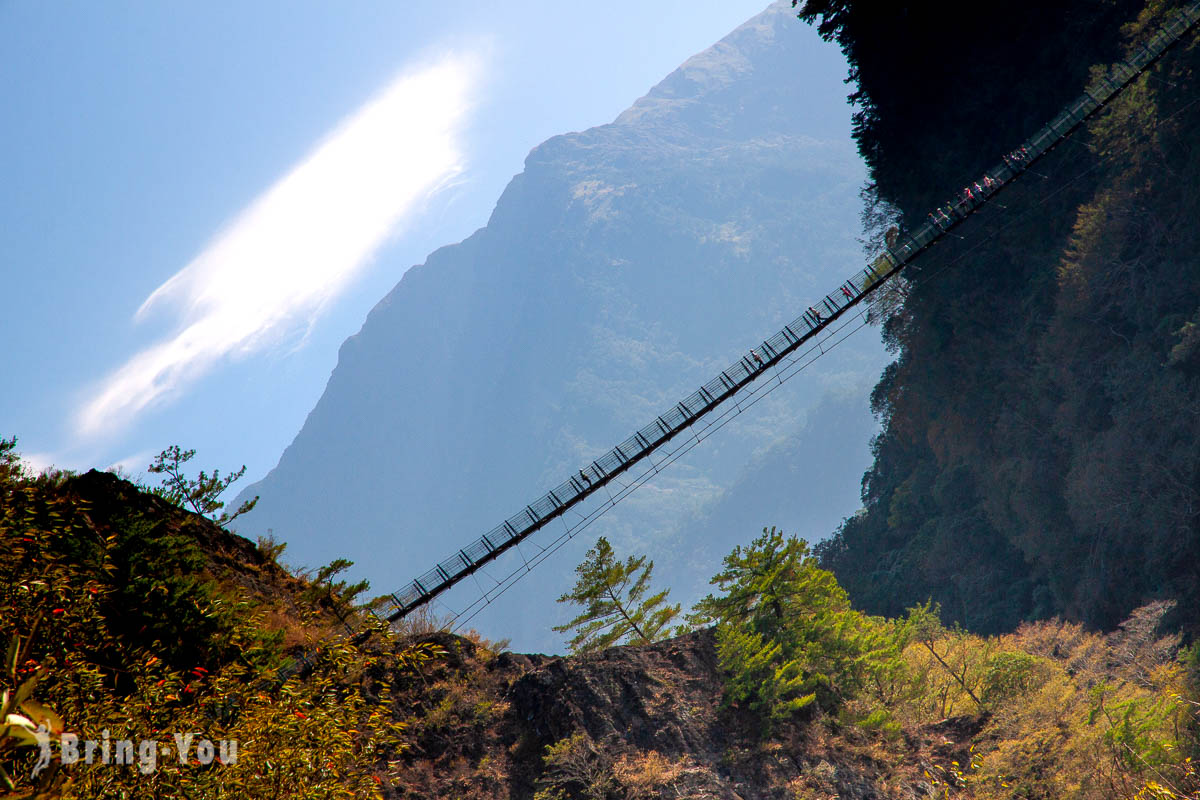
(235, 1, 881, 651)
(614, 1, 802, 133)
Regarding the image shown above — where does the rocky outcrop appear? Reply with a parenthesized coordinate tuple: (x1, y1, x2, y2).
(392, 630, 975, 800)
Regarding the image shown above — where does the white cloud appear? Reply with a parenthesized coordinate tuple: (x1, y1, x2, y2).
(78, 52, 481, 437)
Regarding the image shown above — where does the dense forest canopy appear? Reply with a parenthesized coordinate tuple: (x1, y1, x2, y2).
(792, 0, 1200, 633)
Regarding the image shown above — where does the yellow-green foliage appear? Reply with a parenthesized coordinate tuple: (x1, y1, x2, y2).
(845, 604, 1199, 800)
(0, 459, 441, 799)
(694, 528, 906, 731)
(534, 732, 614, 800)
(533, 732, 688, 800)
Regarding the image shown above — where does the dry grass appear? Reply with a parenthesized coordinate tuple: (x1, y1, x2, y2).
(841, 606, 1197, 800)
(390, 604, 457, 637)
(612, 751, 689, 798)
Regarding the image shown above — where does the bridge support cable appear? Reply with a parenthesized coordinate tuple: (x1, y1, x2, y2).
(381, 1, 1200, 624)
(445, 309, 884, 631)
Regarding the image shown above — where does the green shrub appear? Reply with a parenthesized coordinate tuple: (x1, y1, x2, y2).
(694, 527, 904, 730)
(981, 651, 1051, 705)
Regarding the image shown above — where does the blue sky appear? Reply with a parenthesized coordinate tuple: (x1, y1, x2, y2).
(2, 1, 851, 491)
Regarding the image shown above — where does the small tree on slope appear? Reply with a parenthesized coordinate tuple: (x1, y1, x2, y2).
(693, 526, 903, 729)
(554, 537, 681, 654)
(148, 445, 258, 526)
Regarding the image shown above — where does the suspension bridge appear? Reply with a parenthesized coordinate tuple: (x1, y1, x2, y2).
(364, 2, 1200, 628)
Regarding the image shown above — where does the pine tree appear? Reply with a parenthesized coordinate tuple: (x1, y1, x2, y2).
(0, 435, 22, 484)
(553, 537, 681, 654)
(694, 527, 904, 727)
(715, 624, 815, 724)
(691, 526, 841, 645)
(147, 445, 258, 526)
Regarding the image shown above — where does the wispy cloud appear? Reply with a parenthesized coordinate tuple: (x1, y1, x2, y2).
(78, 52, 481, 437)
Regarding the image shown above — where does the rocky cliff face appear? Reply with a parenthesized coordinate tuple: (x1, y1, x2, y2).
(234, 1, 887, 650)
(388, 630, 982, 800)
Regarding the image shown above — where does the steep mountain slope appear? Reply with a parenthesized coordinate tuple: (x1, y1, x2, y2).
(235, 1, 888, 650)
(388, 618, 1197, 800)
(798, 0, 1200, 633)
(4, 448, 1193, 799)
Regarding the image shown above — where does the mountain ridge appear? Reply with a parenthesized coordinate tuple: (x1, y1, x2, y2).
(234, 1, 885, 651)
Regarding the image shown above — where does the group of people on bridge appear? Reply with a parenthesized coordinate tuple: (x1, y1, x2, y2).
(925, 143, 1033, 235)
(1003, 145, 1032, 171)
(928, 172, 1003, 230)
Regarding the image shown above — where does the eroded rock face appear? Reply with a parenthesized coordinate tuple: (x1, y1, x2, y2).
(393, 630, 955, 800)
(509, 630, 727, 751)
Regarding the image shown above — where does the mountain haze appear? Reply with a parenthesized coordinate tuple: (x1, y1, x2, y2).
(235, 1, 887, 650)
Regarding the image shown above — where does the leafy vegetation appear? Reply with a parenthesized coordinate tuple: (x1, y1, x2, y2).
(4, 425, 1199, 799)
(298, 558, 372, 632)
(533, 732, 688, 800)
(690, 527, 902, 728)
(0, 440, 440, 798)
(553, 537, 681, 654)
(6, 1, 1200, 795)
(792, 0, 1200, 634)
(546, 526, 1200, 798)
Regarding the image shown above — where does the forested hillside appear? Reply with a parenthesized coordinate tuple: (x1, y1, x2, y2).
(797, 0, 1200, 633)
(4, 442, 1197, 798)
